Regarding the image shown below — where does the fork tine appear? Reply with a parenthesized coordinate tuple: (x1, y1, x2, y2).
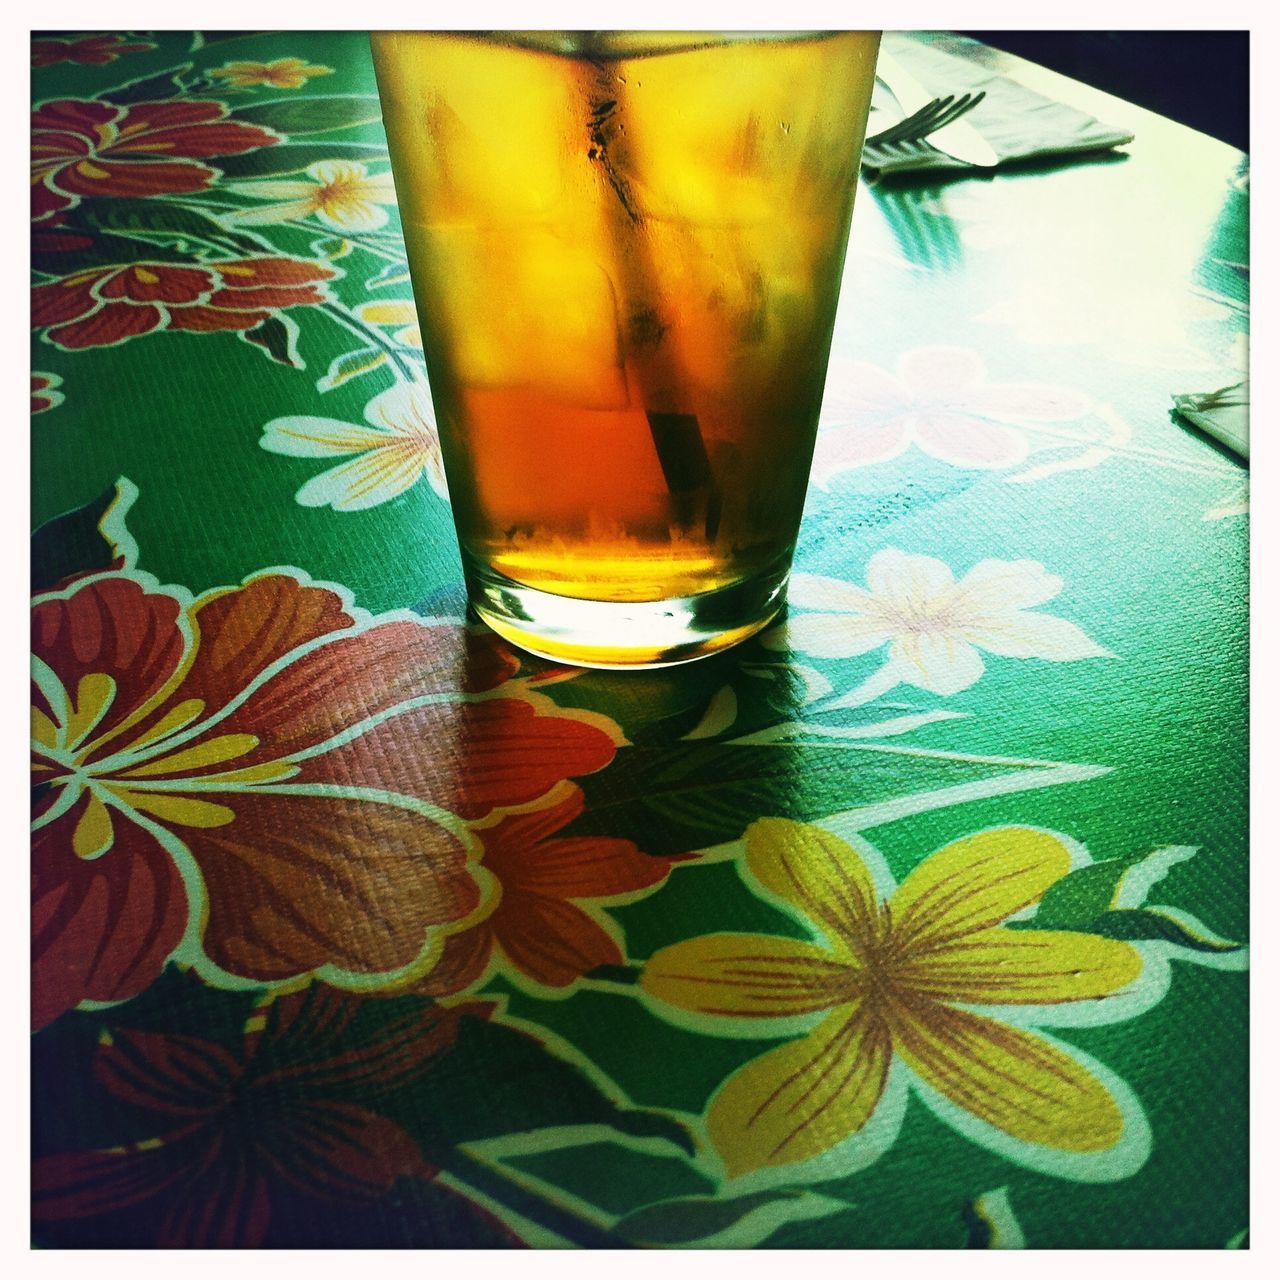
(924, 90, 986, 135)
(907, 95, 959, 140)
(864, 112, 919, 149)
(894, 95, 956, 140)
(865, 94, 955, 148)
(861, 87, 989, 169)
(872, 97, 942, 145)
(866, 89, 986, 150)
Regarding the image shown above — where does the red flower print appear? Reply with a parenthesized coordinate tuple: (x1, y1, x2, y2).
(32, 371, 64, 414)
(32, 257, 337, 350)
(32, 985, 518, 1247)
(31, 569, 617, 1028)
(418, 786, 674, 994)
(32, 98, 279, 223)
(32, 34, 156, 68)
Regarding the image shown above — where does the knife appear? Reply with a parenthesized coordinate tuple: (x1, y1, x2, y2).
(874, 50, 1000, 169)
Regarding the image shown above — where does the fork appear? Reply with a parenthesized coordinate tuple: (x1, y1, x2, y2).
(861, 91, 987, 169)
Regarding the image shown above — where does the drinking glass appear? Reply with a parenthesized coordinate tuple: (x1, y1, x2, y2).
(371, 30, 881, 666)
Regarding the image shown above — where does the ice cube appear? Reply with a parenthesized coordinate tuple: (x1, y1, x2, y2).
(408, 225, 628, 408)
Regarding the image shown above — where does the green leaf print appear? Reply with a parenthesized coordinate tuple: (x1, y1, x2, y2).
(215, 141, 389, 179)
(232, 94, 385, 135)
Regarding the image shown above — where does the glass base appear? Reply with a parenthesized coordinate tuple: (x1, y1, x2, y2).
(464, 559, 789, 669)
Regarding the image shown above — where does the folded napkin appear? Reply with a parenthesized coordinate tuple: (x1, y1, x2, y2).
(1172, 380, 1249, 460)
(864, 32, 1135, 177)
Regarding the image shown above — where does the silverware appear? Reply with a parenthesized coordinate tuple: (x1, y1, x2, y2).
(871, 51, 999, 169)
(1172, 382, 1249, 460)
(861, 91, 987, 170)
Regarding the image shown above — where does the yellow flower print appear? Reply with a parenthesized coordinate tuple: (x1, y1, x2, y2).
(356, 299, 420, 350)
(210, 57, 333, 89)
(642, 820, 1148, 1182)
(228, 161, 398, 233)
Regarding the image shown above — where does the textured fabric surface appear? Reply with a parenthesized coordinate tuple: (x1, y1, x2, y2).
(31, 31, 1248, 1248)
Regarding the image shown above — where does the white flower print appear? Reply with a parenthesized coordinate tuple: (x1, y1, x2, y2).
(228, 160, 398, 233)
(261, 378, 448, 511)
(765, 550, 1115, 698)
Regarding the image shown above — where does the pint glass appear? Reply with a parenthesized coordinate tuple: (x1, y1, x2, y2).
(371, 31, 881, 666)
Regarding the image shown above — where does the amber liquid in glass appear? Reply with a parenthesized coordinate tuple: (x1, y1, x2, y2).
(372, 31, 880, 665)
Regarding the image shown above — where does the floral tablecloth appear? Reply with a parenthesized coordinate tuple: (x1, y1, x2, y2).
(31, 31, 1248, 1248)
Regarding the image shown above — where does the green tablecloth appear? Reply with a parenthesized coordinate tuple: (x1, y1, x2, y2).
(31, 30, 1248, 1248)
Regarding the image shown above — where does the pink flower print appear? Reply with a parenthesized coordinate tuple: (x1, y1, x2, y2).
(812, 347, 1092, 487)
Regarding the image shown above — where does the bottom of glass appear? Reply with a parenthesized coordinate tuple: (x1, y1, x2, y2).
(464, 558, 789, 669)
